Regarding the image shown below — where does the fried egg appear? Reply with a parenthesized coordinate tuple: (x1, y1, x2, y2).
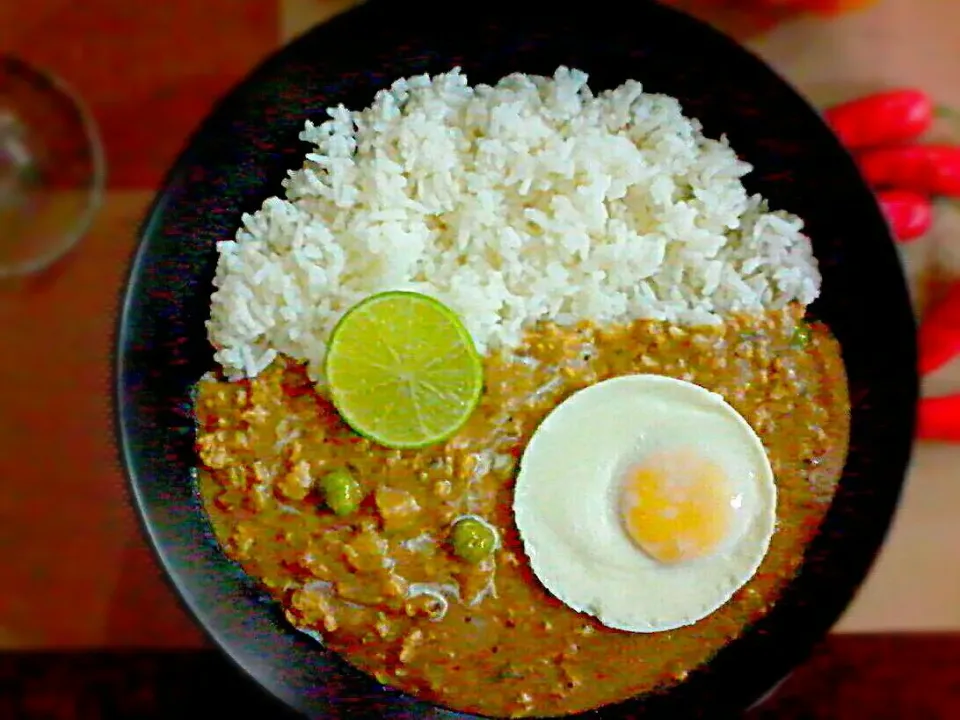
(513, 374, 776, 633)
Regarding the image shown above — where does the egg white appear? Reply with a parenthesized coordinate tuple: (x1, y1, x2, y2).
(512, 374, 777, 633)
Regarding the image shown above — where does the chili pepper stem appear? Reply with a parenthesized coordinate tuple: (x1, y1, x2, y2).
(933, 105, 960, 122)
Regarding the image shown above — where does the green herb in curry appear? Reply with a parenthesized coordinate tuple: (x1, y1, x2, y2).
(791, 322, 812, 348)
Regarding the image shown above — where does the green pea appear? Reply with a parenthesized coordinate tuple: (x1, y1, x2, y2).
(790, 323, 812, 349)
(450, 516, 499, 564)
(319, 468, 364, 516)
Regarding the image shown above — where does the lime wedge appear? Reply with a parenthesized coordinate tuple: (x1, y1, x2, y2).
(324, 291, 484, 449)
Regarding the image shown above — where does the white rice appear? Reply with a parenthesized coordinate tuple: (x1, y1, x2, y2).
(207, 66, 819, 385)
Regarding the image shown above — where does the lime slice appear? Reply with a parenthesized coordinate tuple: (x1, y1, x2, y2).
(324, 291, 484, 449)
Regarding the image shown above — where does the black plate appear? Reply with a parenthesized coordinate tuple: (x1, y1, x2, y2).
(114, 1, 918, 717)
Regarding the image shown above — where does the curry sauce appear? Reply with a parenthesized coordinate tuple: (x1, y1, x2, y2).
(195, 307, 849, 718)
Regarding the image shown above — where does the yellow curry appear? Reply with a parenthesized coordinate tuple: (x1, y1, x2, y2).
(195, 306, 849, 718)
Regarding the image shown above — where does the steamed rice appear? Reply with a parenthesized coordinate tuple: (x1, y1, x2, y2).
(207, 67, 819, 384)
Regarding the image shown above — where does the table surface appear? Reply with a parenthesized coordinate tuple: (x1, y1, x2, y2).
(0, 0, 958, 649)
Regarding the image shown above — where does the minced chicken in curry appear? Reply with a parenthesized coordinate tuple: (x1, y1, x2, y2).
(195, 307, 849, 718)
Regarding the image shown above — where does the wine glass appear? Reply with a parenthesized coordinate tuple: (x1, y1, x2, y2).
(0, 55, 105, 278)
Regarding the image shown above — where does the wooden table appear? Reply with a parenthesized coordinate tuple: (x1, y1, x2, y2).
(0, 0, 957, 655)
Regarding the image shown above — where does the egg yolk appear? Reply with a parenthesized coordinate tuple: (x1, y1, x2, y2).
(619, 449, 740, 564)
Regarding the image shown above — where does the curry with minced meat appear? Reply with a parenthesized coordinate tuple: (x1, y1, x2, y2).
(195, 307, 849, 718)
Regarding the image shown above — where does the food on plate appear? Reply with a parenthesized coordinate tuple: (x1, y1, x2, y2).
(450, 515, 501, 564)
(196, 67, 850, 717)
(324, 290, 483, 449)
(513, 374, 776, 633)
(318, 467, 364, 517)
(207, 67, 820, 382)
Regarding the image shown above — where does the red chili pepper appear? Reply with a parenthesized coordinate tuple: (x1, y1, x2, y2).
(918, 282, 960, 376)
(857, 145, 960, 197)
(916, 394, 960, 442)
(824, 90, 933, 151)
(876, 189, 933, 243)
